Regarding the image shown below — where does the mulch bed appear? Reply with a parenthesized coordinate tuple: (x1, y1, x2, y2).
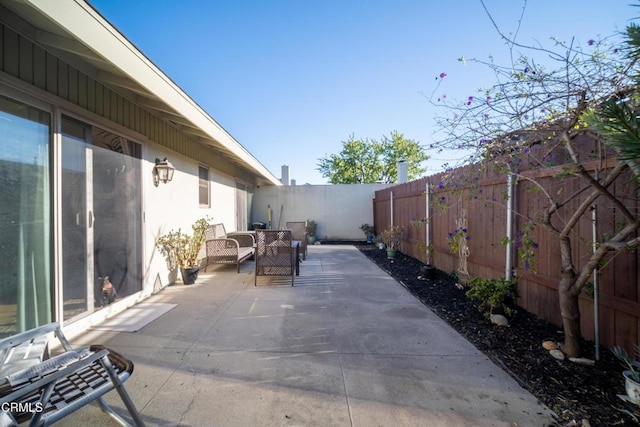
(357, 244, 640, 426)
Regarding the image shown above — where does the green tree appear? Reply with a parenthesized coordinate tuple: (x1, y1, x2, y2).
(583, 23, 640, 180)
(430, 1, 639, 357)
(317, 131, 427, 184)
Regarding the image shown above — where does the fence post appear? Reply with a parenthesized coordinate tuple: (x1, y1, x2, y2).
(390, 191, 394, 227)
(425, 182, 431, 265)
(505, 174, 514, 281)
(592, 204, 600, 360)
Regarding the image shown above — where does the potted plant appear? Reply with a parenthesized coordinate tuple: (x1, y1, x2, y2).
(417, 242, 436, 279)
(612, 344, 640, 405)
(411, 218, 435, 279)
(306, 219, 317, 244)
(360, 224, 375, 243)
(381, 226, 403, 259)
(156, 217, 209, 285)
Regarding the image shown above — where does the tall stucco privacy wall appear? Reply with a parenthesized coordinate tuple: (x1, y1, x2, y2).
(252, 184, 392, 240)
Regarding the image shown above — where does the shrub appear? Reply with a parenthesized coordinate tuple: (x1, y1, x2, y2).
(465, 277, 517, 318)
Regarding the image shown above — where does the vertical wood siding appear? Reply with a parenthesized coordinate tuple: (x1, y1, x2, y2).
(0, 23, 245, 181)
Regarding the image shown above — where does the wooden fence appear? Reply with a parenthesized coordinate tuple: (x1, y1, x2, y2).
(373, 137, 640, 352)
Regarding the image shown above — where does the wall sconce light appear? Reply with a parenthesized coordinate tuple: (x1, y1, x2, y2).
(153, 157, 175, 187)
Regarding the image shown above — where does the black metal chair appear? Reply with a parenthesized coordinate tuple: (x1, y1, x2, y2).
(0, 322, 144, 426)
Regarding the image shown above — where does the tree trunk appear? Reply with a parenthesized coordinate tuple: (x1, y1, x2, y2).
(558, 277, 582, 357)
(558, 237, 582, 357)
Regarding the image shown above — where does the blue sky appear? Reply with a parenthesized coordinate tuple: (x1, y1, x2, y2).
(89, 0, 633, 184)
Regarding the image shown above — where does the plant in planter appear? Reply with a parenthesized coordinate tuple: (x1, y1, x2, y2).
(416, 242, 436, 279)
(156, 217, 209, 285)
(381, 226, 403, 259)
(306, 220, 317, 244)
(465, 276, 518, 318)
(360, 223, 375, 243)
(411, 217, 435, 279)
(612, 344, 640, 405)
(373, 235, 385, 249)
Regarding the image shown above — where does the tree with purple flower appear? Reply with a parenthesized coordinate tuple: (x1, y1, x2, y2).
(425, 2, 640, 359)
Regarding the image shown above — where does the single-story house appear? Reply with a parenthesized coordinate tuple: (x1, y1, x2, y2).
(0, 0, 283, 337)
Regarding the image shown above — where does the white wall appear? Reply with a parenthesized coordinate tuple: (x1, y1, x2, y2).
(252, 184, 392, 240)
(143, 144, 240, 289)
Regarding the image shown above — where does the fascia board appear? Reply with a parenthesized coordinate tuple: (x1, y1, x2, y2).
(25, 0, 282, 186)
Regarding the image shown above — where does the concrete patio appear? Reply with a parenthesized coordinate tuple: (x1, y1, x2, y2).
(63, 245, 556, 426)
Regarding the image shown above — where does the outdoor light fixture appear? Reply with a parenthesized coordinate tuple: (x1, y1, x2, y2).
(152, 157, 175, 186)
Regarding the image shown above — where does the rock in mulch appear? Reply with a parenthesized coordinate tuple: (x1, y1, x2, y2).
(542, 340, 558, 351)
(549, 349, 565, 360)
(490, 314, 509, 327)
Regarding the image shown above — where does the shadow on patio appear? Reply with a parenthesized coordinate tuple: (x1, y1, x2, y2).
(62, 245, 555, 427)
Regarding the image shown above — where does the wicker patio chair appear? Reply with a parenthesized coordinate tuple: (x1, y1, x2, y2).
(285, 221, 308, 260)
(204, 223, 255, 273)
(254, 230, 295, 286)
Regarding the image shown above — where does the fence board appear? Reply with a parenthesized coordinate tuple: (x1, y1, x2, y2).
(373, 138, 640, 351)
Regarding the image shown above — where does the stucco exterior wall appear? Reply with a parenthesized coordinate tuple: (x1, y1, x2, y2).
(144, 144, 246, 290)
(252, 184, 392, 240)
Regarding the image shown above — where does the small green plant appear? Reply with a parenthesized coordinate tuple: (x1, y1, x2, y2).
(381, 226, 403, 250)
(501, 219, 539, 272)
(359, 223, 375, 237)
(306, 220, 317, 237)
(156, 217, 210, 269)
(411, 218, 433, 264)
(465, 277, 517, 318)
(612, 345, 640, 382)
(448, 227, 469, 254)
(450, 270, 459, 282)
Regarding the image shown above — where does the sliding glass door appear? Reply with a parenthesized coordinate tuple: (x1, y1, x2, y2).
(61, 116, 142, 321)
(0, 96, 51, 336)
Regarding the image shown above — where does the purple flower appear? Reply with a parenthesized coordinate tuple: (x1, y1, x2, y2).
(439, 72, 447, 79)
(438, 181, 445, 189)
(524, 66, 530, 73)
(466, 96, 474, 106)
(587, 39, 595, 46)
(524, 262, 531, 270)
